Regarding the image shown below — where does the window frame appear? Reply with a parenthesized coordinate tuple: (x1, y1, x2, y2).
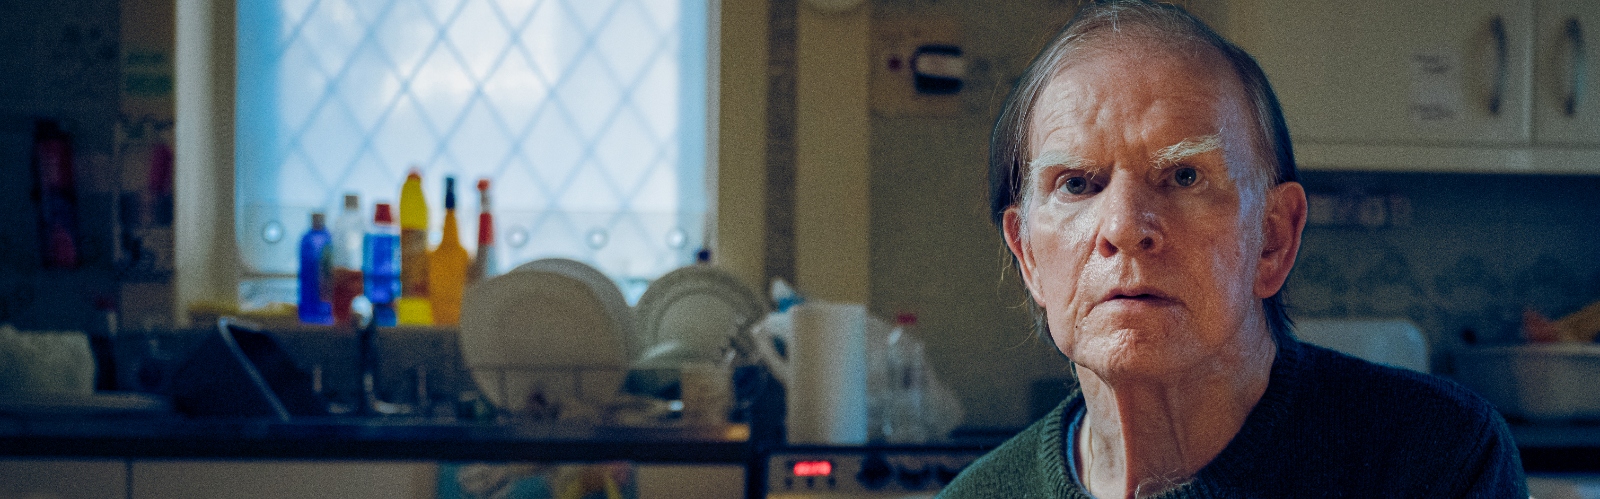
(174, 0, 771, 325)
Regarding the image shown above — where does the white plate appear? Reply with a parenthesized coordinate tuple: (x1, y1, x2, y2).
(633, 265, 765, 369)
(460, 270, 628, 412)
(512, 258, 635, 357)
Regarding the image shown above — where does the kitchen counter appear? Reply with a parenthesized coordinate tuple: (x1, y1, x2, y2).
(1512, 423, 1600, 473)
(0, 415, 750, 463)
(6, 416, 1599, 463)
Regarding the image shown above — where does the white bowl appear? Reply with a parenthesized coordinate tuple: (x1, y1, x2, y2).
(1454, 343, 1600, 422)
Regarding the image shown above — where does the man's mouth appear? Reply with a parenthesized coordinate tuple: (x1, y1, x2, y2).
(1115, 294, 1161, 300)
(1102, 287, 1174, 304)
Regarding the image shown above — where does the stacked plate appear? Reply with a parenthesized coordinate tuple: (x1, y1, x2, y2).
(459, 259, 631, 413)
(632, 265, 765, 370)
(459, 259, 767, 416)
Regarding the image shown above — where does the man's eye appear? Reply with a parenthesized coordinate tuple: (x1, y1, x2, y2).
(1173, 167, 1198, 187)
(1061, 175, 1089, 195)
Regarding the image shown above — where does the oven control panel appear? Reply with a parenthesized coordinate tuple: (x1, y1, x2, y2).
(766, 449, 987, 498)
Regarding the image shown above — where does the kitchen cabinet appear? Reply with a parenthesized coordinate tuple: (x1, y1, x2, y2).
(1532, 0, 1600, 146)
(635, 465, 746, 499)
(0, 459, 126, 499)
(1226, 0, 1600, 174)
(130, 460, 436, 499)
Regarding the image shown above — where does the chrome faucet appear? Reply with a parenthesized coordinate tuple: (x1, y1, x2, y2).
(357, 319, 411, 416)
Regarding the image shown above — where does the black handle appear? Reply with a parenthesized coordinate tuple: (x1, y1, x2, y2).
(1490, 16, 1508, 116)
(1565, 17, 1587, 117)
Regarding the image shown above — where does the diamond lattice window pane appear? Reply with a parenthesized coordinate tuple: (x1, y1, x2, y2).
(236, 0, 710, 304)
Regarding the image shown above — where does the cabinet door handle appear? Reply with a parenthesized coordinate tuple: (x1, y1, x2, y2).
(1564, 17, 1586, 117)
(1489, 15, 1508, 116)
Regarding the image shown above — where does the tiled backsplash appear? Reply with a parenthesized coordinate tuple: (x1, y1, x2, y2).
(1289, 171, 1600, 372)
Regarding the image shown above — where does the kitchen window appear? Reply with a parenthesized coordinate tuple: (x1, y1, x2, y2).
(232, 0, 713, 307)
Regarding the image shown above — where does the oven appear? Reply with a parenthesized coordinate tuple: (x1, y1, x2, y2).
(761, 444, 993, 498)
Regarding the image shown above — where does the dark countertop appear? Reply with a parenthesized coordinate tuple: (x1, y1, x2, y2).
(0, 415, 750, 463)
(1512, 423, 1600, 473)
(5, 413, 1595, 474)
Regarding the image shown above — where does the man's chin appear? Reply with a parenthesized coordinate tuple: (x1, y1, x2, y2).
(1067, 331, 1209, 384)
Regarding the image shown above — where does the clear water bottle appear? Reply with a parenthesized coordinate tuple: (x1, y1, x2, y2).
(330, 194, 366, 327)
(364, 203, 401, 326)
(883, 313, 929, 443)
(298, 212, 333, 325)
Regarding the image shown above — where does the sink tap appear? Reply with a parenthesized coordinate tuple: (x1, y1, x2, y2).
(357, 319, 411, 416)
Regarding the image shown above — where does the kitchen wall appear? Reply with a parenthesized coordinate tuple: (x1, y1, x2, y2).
(864, 0, 1074, 431)
(0, 0, 125, 334)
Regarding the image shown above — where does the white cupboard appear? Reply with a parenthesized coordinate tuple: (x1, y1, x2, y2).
(1225, 0, 1600, 173)
(0, 460, 747, 499)
(129, 461, 435, 499)
(0, 459, 126, 499)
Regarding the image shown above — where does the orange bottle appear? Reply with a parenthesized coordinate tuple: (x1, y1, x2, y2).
(396, 169, 433, 325)
(429, 176, 470, 325)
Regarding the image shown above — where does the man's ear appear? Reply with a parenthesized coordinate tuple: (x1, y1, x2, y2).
(1255, 181, 1307, 299)
(1003, 207, 1046, 304)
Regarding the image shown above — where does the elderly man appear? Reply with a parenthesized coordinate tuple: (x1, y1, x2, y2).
(940, 2, 1526, 498)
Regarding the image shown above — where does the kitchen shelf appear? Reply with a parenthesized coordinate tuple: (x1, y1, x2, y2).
(0, 416, 749, 464)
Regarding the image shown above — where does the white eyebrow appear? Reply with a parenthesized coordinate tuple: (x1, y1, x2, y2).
(1028, 149, 1089, 173)
(1152, 134, 1221, 169)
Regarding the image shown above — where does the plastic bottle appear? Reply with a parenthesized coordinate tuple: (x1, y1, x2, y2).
(466, 178, 497, 285)
(330, 193, 366, 327)
(429, 176, 470, 325)
(396, 169, 433, 325)
(297, 212, 333, 325)
(364, 203, 401, 327)
(882, 313, 929, 443)
(32, 120, 79, 269)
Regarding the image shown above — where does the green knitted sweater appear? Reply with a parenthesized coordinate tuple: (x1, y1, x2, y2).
(938, 339, 1527, 498)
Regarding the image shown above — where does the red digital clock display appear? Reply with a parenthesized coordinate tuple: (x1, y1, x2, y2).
(792, 460, 833, 477)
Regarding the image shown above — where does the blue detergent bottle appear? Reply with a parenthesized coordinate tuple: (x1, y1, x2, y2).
(298, 212, 334, 324)
(364, 203, 401, 326)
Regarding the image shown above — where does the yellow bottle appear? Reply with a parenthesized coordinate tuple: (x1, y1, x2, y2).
(396, 169, 433, 325)
(429, 176, 470, 325)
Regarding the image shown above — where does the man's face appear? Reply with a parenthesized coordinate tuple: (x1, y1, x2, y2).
(1004, 41, 1298, 381)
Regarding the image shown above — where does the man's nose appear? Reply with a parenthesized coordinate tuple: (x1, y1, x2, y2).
(1094, 177, 1163, 258)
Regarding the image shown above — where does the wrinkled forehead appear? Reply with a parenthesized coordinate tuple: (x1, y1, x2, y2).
(1025, 35, 1255, 156)
(1020, 36, 1273, 201)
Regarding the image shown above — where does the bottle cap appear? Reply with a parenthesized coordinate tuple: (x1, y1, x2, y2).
(407, 167, 422, 179)
(343, 193, 359, 209)
(373, 203, 395, 225)
(311, 212, 326, 229)
(444, 176, 457, 210)
(895, 312, 917, 326)
(477, 179, 492, 210)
